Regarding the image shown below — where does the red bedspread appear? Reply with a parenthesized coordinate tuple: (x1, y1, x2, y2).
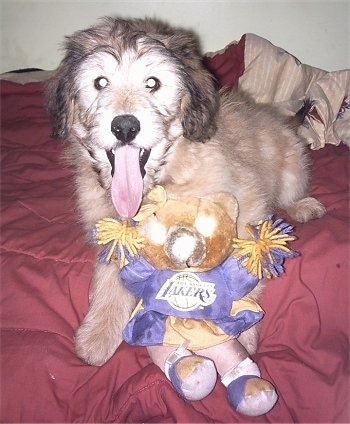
(1, 78, 349, 422)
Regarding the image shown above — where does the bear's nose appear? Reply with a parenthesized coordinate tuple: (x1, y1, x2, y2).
(165, 226, 206, 268)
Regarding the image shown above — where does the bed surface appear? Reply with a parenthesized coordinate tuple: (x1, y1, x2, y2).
(1, 34, 349, 423)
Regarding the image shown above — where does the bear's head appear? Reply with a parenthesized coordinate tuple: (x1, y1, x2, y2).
(136, 188, 238, 271)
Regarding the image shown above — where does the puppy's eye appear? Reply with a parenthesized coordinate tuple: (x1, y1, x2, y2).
(145, 77, 161, 91)
(94, 76, 109, 90)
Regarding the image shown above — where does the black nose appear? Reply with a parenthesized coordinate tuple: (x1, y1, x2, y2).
(111, 114, 140, 143)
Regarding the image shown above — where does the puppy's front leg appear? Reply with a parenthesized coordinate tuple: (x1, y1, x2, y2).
(75, 261, 136, 366)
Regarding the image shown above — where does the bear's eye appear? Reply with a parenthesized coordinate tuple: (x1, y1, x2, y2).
(145, 77, 161, 92)
(94, 76, 109, 90)
(195, 215, 217, 237)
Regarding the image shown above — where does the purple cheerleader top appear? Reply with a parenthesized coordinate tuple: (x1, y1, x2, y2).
(120, 255, 264, 349)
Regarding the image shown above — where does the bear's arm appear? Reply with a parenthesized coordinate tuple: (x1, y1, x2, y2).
(119, 256, 157, 297)
(220, 256, 260, 300)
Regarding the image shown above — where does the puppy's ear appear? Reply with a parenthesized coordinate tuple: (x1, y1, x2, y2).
(160, 30, 219, 142)
(46, 65, 75, 139)
(180, 68, 219, 142)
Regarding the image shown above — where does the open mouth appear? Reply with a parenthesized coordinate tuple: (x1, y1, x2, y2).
(107, 148, 150, 178)
(107, 146, 151, 218)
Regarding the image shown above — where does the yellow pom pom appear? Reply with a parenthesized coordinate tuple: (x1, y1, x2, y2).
(95, 218, 145, 267)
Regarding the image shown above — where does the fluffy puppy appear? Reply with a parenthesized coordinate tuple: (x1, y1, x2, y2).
(46, 17, 325, 365)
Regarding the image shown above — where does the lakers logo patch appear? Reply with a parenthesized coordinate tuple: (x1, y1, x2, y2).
(156, 272, 217, 311)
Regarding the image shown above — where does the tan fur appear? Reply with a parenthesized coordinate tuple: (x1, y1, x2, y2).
(46, 17, 325, 365)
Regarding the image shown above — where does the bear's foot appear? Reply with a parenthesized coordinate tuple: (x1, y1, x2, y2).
(222, 357, 278, 416)
(165, 344, 217, 401)
(227, 375, 278, 416)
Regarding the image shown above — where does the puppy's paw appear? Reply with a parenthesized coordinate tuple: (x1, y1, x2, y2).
(75, 317, 123, 366)
(287, 197, 326, 223)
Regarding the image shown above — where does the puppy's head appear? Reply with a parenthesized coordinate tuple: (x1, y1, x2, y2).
(47, 17, 218, 141)
(46, 17, 219, 217)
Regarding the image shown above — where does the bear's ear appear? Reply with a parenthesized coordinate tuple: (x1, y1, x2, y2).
(207, 193, 239, 222)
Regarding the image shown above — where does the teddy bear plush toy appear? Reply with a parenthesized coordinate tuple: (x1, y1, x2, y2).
(95, 186, 296, 416)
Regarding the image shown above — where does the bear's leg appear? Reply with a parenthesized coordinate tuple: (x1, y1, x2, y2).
(148, 343, 217, 401)
(199, 340, 278, 416)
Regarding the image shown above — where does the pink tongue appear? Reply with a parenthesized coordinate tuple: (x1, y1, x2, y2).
(111, 145, 143, 218)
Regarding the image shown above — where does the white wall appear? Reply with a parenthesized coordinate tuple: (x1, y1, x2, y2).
(1, 0, 349, 74)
